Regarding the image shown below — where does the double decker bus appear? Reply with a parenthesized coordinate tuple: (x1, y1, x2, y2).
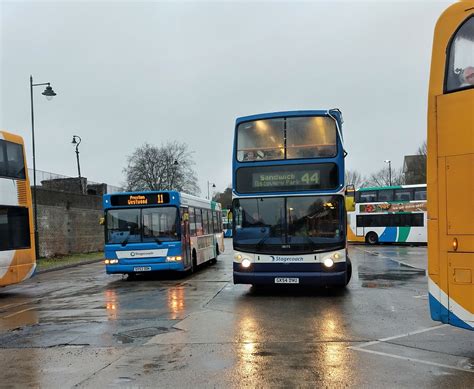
(232, 110, 351, 286)
(427, 1, 473, 330)
(103, 191, 224, 277)
(347, 184, 427, 245)
(0, 130, 36, 286)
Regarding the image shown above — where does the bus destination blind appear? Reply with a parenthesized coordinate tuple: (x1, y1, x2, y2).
(252, 171, 320, 189)
(110, 193, 170, 206)
(236, 163, 338, 193)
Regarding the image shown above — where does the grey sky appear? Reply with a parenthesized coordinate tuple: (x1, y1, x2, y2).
(1, 0, 451, 195)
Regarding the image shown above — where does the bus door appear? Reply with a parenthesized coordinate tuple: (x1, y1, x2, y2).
(436, 15, 474, 326)
(180, 208, 192, 268)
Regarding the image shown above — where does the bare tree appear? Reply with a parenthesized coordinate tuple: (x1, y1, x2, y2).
(417, 140, 427, 157)
(213, 185, 232, 208)
(345, 170, 367, 188)
(366, 166, 405, 187)
(123, 141, 200, 194)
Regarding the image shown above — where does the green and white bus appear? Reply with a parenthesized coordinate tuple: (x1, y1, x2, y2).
(347, 184, 427, 245)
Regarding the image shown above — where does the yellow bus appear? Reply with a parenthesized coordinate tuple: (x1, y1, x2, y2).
(0, 130, 36, 286)
(427, 1, 473, 330)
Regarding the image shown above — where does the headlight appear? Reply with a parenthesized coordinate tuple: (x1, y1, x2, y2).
(241, 259, 251, 268)
(323, 258, 334, 268)
(235, 254, 243, 261)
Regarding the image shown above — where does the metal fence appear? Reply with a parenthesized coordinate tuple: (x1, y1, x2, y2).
(28, 168, 123, 194)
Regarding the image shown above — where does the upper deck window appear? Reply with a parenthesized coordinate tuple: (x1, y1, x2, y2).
(236, 116, 337, 162)
(446, 16, 474, 93)
(0, 140, 26, 180)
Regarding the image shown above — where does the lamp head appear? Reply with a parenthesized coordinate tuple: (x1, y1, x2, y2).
(42, 85, 56, 101)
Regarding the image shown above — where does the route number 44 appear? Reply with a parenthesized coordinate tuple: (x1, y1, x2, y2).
(301, 172, 319, 184)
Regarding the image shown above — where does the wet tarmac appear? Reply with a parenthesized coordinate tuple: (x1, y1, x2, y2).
(0, 240, 472, 388)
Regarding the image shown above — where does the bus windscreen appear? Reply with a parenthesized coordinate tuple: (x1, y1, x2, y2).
(236, 116, 337, 162)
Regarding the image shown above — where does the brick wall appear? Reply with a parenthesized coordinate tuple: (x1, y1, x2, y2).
(34, 188, 104, 258)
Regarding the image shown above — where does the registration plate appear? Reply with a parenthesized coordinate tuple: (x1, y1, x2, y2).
(133, 266, 152, 272)
(274, 277, 299, 284)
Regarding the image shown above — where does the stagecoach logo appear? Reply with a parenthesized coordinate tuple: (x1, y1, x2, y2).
(270, 255, 304, 262)
(130, 251, 154, 257)
(116, 249, 168, 259)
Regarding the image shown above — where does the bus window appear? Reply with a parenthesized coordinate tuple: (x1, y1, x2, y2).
(286, 117, 337, 159)
(446, 17, 474, 93)
(414, 188, 427, 201)
(0, 207, 31, 250)
(212, 211, 218, 233)
(377, 190, 393, 202)
(236, 119, 284, 161)
(195, 209, 203, 236)
(394, 189, 413, 202)
(189, 207, 196, 236)
(358, 191, 377, 203)
(202, 209, 209, 235)
(0, 139, 26, 179)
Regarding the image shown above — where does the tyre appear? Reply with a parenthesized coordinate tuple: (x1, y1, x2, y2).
(345, 258, 352, 285)
(366, 232, 379, 245)
(191, 249, 198, 273)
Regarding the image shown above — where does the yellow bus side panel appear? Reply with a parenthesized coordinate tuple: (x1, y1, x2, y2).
(446, 154, 474, 235)
(428, 219, 439, 278)
(437, 90, 474, 158)
(448, 253, 474, 318)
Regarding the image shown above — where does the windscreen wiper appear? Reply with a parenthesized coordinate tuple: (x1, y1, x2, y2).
(153, 236, 162, 245)
(121, 235, 130, 246)
(256, 234, 271, 249)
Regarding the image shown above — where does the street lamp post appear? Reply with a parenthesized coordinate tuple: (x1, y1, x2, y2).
(207, 181, 216, 200)
(384, 160, 392, 186)
(30, 75, 57, 259)
(71, 135, 82, 192)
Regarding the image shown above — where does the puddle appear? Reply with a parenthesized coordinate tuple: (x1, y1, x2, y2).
(358, 257, 426, 287)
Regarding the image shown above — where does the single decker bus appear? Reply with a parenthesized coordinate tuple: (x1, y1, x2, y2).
(427, 1, 473, 330)
(347, 184, 427, 245)
(0, 130, 36, 286)
(103, 191, 224, 277)
(232, 110, 352, 287)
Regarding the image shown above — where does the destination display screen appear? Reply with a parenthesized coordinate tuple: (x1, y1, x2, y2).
(236, 163, 338, 193)
(110, 193, 170, 206)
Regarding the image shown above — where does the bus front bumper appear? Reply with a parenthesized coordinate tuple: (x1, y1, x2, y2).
(233, 270, 347, 286)
(106, 262, 186, 274)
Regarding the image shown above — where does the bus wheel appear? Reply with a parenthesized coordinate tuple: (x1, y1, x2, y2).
(345, 258, 352, 285)
(366, 232, 379, 245)
(191, 249, 198, 273)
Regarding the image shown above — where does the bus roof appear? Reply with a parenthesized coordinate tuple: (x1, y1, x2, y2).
(358, 184, 427, 192)
(235, 109, 343, 125)
(0, 130, 25, 144)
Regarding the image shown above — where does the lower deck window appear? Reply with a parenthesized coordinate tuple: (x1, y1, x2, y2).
(0, 206, 31, 251)
(357, 213, 424, 228)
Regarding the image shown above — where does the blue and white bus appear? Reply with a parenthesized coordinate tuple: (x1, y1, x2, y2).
(103, 191, 224, 277)
(232, 110, 351, 286)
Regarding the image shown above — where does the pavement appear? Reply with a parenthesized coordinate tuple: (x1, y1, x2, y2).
(0, 239, 472, 388)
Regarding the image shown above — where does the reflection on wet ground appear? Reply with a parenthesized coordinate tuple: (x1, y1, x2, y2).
(0, 242, 472, 387)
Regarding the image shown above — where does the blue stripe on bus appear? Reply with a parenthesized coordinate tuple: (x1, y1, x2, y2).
(379, 227, 397, 243)
(429, 293, 473, 331)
